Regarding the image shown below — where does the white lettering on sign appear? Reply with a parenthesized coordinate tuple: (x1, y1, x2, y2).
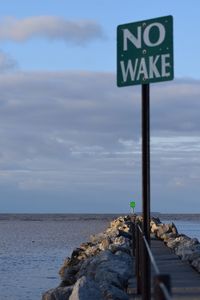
(123, 27, 142, 50)
(136, 58, 148, 80)
(122, 22, 166, 50)
(149, 55, 160, 78)
(143, 23, 165, 47)
(120, 59, 138, 82)
(120, 54, 171, 82)
(161, 54, 170, 77)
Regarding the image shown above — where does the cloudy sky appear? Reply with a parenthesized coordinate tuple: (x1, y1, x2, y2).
(0, 1, 200, 213)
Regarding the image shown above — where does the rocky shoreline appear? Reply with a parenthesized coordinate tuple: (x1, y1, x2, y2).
(151, 216, 200, 272)
(42, 215, 200, 300)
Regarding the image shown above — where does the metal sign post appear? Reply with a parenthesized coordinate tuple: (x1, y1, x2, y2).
(117, 15, 174, 300)
(141, 83, 151, 299)
(142, 84, 150, 244)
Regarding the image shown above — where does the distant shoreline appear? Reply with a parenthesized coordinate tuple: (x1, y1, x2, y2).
(0, 213, 121, 221)
(1, 213, 200, 221)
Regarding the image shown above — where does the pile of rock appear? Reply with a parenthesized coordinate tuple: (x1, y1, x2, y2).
(150, 217, 200, 273)
(150, 216, 178, 240)
(42, 216, 134, 300)
(42, 215, 200, 300)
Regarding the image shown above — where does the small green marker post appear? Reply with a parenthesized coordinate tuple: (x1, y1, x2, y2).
(130, 201, 136, 214)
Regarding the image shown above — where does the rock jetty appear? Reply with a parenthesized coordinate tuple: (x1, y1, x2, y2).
(42, 216, 134, 300)
(42, 215, 200, 300)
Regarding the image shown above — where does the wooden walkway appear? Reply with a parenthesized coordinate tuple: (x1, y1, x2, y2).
(128, 238, 200, 299)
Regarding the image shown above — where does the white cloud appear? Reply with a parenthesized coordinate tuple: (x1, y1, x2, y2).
(0, 16, 104, 44)
(118, 139, 134, 148)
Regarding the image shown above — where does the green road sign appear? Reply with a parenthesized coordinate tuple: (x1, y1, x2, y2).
(130, 201, 136, 208)
(117, 15, 174, 87)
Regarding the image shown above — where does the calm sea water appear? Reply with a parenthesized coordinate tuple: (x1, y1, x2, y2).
(0, 214, 116, 300)
(0, 213, 200, 300)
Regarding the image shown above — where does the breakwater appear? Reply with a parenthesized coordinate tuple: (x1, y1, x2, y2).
(42, 215, 200, 300)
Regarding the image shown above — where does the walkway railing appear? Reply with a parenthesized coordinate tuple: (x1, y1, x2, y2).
(131, 218, 172, 300)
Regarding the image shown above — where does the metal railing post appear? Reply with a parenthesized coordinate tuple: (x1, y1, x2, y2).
(154, 274, 171, 300)
(142, 237, 151, 300)
(131, 219, 136, 256)
(135, 225, 141, 294)
(133, 222, 172, 300)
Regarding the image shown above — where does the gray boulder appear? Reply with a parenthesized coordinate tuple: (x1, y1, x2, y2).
(78, 250, 132, 285)
(175, 238, 200, 261)
(99, 237, 112, 251)
(42, 286, 73, 300)
(154, 223, 178, 240)
(166, 235, 190, 249)
(191, 257, 200, 272)
(100, 283, 129, 300)
(90, 233, 107, 243)
(69, 276, 102, 300)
